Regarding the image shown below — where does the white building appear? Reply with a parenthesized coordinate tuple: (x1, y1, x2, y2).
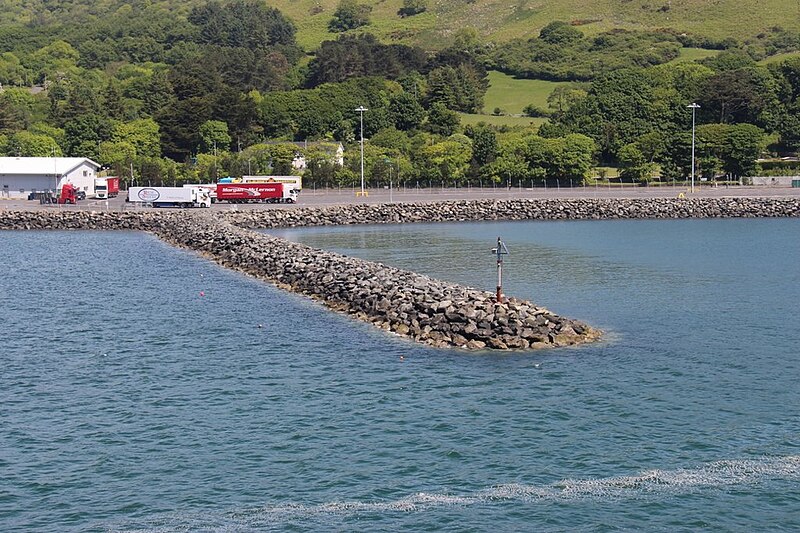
(0, 157, 101, 199)
(264, 141, 345, 171)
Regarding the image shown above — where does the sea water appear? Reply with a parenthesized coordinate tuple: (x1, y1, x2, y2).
(1, 218, 799, 531)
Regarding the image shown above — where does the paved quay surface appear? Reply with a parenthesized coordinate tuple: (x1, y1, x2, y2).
(1, 185, 799, 212)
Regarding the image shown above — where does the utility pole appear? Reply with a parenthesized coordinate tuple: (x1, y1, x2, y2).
(53, 146, 57, 193)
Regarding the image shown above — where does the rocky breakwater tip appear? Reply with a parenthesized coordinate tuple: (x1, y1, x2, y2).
(154, 212, 601, 351)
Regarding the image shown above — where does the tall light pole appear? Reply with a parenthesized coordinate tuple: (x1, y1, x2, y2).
(688, 102, 700, 194)
(355, 105, 368, 197)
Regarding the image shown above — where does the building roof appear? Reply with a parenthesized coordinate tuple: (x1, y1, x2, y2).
(264, 141, 343, 151)
(0, 157, 100, 176)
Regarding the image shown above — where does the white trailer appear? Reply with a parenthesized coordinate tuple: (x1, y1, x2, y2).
(127, 186, 212, 208)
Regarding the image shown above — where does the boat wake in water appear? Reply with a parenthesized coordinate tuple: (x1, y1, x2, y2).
(112, 455, 800, 531)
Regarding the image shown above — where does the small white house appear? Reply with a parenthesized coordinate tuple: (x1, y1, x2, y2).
(0, 157, 101, 199)
(264, 141, 345, 171)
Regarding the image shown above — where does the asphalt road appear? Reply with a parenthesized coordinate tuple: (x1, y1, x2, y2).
(2, 185, 799, 212)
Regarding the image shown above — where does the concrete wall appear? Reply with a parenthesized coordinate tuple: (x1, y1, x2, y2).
(748, 176, 799, 186)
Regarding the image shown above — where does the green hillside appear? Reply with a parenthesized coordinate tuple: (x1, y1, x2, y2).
(1, 0, 798, 52)
(0, 0, 796, 187)
(261, 0, 800, 51)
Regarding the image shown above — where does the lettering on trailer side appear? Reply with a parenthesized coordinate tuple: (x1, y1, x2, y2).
(137, 188, 160, 201)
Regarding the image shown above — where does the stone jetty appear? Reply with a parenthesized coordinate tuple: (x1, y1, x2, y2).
(153, 213, 600, 350)
(2, 196, 799, 350)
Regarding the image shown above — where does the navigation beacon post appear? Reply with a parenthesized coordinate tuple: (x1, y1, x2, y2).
(492, 237, 510, 303)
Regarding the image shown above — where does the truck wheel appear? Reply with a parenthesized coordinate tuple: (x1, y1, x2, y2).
(286, 199, 295, 204)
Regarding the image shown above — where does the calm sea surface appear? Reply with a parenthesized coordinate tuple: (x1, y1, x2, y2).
(1, 218, 799, 532)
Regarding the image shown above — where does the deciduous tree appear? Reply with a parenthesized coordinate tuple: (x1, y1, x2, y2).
(425, 102, 459, 136)
(328, 0, 372, 32)
(199, 120, 232, 153)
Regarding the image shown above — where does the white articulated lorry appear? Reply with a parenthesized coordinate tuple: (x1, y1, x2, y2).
(183, 183, 218, 203)
(127, 186, 212, 208)
(94, 177, 120, 199)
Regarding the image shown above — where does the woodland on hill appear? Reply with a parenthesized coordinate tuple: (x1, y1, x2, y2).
(1, 0, 800, 186)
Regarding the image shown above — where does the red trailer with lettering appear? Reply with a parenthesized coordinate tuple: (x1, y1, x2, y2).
(216, 183, 297, 203)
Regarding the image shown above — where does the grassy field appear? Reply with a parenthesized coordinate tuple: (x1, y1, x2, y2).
(459, 113, 547, 129)
(481, 72, 572, 115)
(758, 51, 800, 65)
(257, 0, 800, 52)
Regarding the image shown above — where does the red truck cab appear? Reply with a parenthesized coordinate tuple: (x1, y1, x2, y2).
(58, 184, 78, 204)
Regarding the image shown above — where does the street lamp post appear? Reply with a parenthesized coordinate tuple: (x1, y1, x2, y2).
(356, 105, 368, 197)
(688, 102, 700, 194)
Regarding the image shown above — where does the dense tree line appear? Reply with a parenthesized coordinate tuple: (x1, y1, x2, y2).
(539, 54, 800, 180)
(306, 34, 427, 86)
(0, 0, 495, 185)
(487, 23, 683, 82)
(486, 22, 800, 83)
(0, 1, 799, 187)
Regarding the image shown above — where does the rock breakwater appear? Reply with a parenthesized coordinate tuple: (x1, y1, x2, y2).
(221, 197, 800, 229)
(153, 213, 600, 350)
(3, 196, 799, 350)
